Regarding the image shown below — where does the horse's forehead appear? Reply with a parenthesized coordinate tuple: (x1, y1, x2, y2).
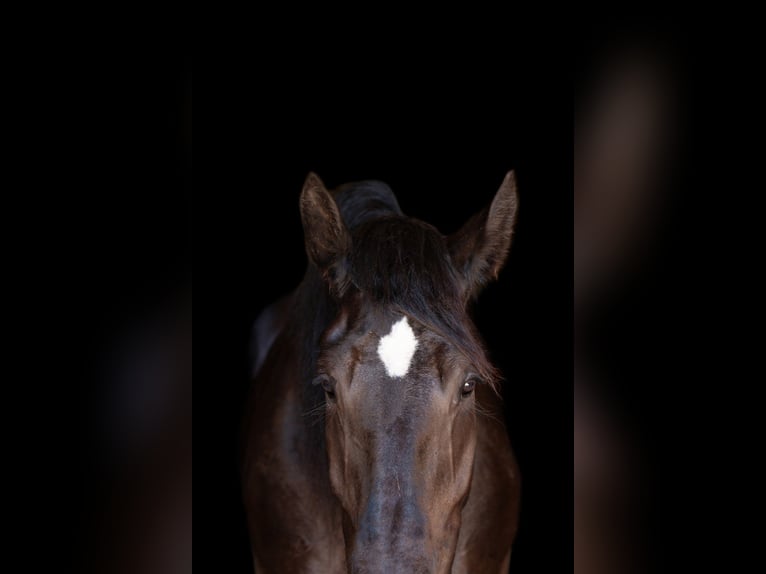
(376, 316, 419, 378)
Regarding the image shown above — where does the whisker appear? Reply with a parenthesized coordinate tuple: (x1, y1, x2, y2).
(302, 401, 328, 426)
(473, 400, 504, 425)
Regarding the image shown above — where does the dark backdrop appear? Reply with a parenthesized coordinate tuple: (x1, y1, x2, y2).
(199, 56, 571, 573)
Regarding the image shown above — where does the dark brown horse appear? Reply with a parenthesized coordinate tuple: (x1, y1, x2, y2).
(241, 173, 521, 573)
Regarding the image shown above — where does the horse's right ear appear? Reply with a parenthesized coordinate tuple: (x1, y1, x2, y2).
(448, 171, 519, 299)
(299, 172, 351, 295)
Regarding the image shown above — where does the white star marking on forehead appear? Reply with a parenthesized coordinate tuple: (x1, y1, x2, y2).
(377, 316, 419, 378)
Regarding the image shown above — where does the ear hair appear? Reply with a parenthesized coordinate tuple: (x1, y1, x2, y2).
(299, 172, 351, 296)
(448, 171, 519, 298)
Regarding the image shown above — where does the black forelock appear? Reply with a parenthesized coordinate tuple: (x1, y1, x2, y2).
(333, 180, 403, 230)
(346, 213, 499, 384)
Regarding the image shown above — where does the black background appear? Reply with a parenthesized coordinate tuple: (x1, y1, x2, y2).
(74, 41, 571, 571)
(63, 23, 766, 574)
(199, 55, 572, 572)
(68, 40, 572, 570)
(42, 22, 766, 574)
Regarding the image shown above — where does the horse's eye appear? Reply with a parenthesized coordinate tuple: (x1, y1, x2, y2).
(313, 374, 337, 399)
(461, 377, 479, 397)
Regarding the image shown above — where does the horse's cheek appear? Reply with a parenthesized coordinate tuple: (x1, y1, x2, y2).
(325, 417, 348, 505)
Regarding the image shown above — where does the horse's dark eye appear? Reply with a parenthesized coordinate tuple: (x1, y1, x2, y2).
(313, 374, 337, 399)
(461, 377, 478, 397)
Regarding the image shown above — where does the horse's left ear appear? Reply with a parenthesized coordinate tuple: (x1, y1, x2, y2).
(448, 171, 519, 298)
(299, 172, 351, 296)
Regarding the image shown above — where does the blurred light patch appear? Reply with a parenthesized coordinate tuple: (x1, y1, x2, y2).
(576, 42, 675, 306)
(86, 301, 191, 574)
(81, 47, 191, 572)
(575, 36, 678, 574)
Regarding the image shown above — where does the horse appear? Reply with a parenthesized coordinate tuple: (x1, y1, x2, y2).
(241, 172, 521, 573)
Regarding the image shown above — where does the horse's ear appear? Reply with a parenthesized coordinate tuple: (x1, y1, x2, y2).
(299, 172, 351, 295)
(448, 171, 519, 298)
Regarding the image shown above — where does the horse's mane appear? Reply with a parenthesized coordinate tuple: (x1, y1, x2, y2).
(332, 181, 499, 384)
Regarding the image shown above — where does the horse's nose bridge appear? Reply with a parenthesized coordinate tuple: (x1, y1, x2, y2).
(363, 463, 424, 530)
(363, 403, 433, 513)
(375, 404, 426, 455)
(351, 461, 431, 567)
(349, 408, 438, 573)
(365, 423, 423, 509)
